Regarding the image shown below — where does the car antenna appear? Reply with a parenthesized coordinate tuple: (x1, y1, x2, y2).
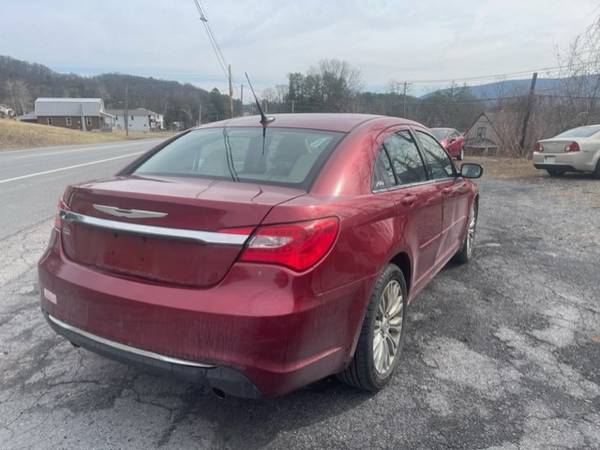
(245, 72, 275, 154)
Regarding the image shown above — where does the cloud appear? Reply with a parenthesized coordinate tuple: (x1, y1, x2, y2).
(0, 0, 598, 93)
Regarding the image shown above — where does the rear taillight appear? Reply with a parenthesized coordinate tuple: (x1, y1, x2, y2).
(226, 217, 339, 271)
(534, 142, 544, 153)
(564, 141, 580, 152)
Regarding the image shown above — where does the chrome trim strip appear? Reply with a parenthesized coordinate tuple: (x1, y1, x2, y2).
(371, 177, 456, 194)
(60, 210, 248, 245)
(47, 314, 215, 368)
(93, 204, 168, 219)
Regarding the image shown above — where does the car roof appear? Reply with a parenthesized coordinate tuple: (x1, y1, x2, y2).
(197, 113, 417, 133)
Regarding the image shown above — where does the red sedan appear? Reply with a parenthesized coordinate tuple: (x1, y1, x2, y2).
(430, 127, 465, 160)
(39, 114, 482, 398)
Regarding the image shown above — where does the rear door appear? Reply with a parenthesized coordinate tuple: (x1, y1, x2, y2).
(375, 129, 444, 286)
(414, 130, 469, 262)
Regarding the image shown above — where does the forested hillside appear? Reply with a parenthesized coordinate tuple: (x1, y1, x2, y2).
(0, 55, 236, 128)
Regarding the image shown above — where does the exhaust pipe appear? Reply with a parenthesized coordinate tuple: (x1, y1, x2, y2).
(211, 387, 226, 400)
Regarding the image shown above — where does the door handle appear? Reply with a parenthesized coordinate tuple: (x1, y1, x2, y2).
(401, 194, 417, 207)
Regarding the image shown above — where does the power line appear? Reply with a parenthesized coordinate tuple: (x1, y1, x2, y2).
(402, 58, 599, 84)
(192, 0, 229, 79)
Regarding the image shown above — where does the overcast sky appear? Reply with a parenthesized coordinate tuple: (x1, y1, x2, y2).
(1, 0, 598, 95)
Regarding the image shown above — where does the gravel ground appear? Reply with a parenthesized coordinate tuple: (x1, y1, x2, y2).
(0, 171, 599, 449)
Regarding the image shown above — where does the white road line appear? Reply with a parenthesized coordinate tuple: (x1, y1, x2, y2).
(0, 152, 143, 185)
(4, 140, 159, 160)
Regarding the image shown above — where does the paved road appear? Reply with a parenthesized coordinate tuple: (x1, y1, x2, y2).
(0, 158, 599, 448)
(0, 139, 163, 240)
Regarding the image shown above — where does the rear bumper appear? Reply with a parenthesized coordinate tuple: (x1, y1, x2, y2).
(533, 163, 576, 171)
(38, 229, 372, 397)
(44, 311, 263, 398)
(532, 151, 597, 172)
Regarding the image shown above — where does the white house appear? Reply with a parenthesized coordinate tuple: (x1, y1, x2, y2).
(107, 108, 164, 132)
(0, 104, 15, 118)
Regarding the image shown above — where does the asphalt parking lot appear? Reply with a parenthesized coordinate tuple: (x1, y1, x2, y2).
(1, 157, 599, 449)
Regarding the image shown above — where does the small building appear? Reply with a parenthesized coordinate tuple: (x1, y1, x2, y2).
(107, 108, 164, 132)
(0, 104, 15, 118)
(34, 98, 114, 131)
(464, 111, 521, 156)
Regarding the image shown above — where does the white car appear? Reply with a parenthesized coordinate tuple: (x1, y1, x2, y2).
(533, 125, 600, 177)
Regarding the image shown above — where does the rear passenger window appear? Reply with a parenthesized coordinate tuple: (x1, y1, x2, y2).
(415, 131, 454, 179)
(383, 131, 428, 185)
(373, 148, 395, 190)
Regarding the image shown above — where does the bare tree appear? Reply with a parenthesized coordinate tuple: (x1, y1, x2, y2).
(6, 79, 32, 115)
(556, 15, 600, 128)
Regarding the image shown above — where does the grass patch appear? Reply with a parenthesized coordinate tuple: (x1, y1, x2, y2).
(0, 119, 173, 150)
(462, 155, 541, 180)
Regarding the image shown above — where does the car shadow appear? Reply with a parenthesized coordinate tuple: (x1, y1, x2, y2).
(132, 371, 374, 448)
(549, 172, 599, 180)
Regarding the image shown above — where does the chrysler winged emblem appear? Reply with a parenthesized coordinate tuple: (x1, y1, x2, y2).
(93, 204, 168, 219)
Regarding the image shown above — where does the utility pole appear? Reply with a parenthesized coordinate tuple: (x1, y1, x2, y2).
(402, 81, 408, 117)
(80, 102, 86, 131)
(291, 99, 295, 114)
(124, 83, 129, 137)
(228, 64, 234, 118)
(240, 84, 244, 115)
(519, 72, 538, 152)
(198, 101, 202, 126)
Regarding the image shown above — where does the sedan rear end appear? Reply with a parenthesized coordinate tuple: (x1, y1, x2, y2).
(39, 113, 481, 398)
(533, 125, 600, 177)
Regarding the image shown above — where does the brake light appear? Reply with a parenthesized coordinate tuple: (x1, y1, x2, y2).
(564, 141, 580, 152)
(227, 217, 339, 271)
(534, 142, 544, 153)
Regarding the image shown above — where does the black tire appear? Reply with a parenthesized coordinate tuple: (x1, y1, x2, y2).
(454, 202, 478, 264)
(547, 169, 565, 177)
(594, 160, 600, 179)
(338, 264, 407, 392)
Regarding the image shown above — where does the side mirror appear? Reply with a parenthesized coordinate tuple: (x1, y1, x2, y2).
(460, 163, 483, 179)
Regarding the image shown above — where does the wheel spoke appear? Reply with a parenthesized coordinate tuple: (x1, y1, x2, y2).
(388, 304, 403, 325)
(374, 318, 383, 334)
(387, 293, 402, 318)
(381, 284, 390, 314)
(384, 335, 395, 368)
(385, 332, 397, 353)
(373, 334, 384, 372)
(380, 337, 389, 368)
(377, 298, 386, 319)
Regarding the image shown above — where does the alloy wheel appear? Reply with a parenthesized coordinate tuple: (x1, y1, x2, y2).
(372, 279, 404, 375)
(466, 206, 476, 258)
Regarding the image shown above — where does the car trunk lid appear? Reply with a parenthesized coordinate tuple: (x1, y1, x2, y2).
(60, 175, 304, 287)
(539, 138, 576, 154)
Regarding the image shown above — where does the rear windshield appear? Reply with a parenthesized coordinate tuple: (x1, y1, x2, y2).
(556, 125, 600, 138)
(132, 127, 344, 190)
(430, 128, 452, 140)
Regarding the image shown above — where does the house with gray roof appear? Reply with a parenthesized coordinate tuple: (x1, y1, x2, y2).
(34, 98, 114, 131)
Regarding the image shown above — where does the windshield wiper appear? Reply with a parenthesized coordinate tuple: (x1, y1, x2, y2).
(222, 127, 239, 182)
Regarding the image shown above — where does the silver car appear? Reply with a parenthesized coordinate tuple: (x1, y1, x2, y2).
(533, 125, 600, 177)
